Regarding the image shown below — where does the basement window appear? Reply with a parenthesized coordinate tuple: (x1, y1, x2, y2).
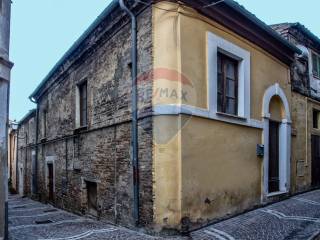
(313, 109, 320, 129)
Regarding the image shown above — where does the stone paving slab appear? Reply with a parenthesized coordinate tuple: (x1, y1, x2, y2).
(190, 190, 320, 240)
(8, 190, 320, 239)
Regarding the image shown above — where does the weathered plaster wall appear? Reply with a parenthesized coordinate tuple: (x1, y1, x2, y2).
(180, 116, 261, 227)
(291, 93, 309, 192)
(152, 1, 291, 231)
(8, 128, 17, 192)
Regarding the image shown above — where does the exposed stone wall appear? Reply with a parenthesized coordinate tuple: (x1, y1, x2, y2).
(34, 5, 154, 228)
(273, 25, 320, 193)
(291, 92, 309, 192)
(17, 113, 36, 197)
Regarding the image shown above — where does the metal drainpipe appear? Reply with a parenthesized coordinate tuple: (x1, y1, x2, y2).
(119, 0, 139, 226)
(29, 97, 39, 196)
(15, 128, 19, 192)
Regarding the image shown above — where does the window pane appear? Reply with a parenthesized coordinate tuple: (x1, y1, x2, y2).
(218, 54, 222, 73)
(218, 73, 223, 93)
(313, 53, 319, 77)
(226, 79, 236, 98)
(216, 53, 238, 115)
(226, 61, 235, 79)
(79, 82, 87, 126)
(217, 93, 222, 112)
(226, 98, 237, 115)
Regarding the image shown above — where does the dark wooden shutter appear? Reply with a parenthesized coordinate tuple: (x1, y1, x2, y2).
(217, 53, 238, 115)
(79, 82, 87, 127)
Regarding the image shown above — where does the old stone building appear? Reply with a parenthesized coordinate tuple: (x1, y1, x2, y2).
(7, 121, 18, 194)
(23, 0, 153, 228)
(17, 0, 312, 234)
(272, 23, 320, 193)
(16, 110, 37, 197)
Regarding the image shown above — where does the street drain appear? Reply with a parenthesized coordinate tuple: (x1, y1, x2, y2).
(43, 209, 58, 213)
(35, 220, 53, 225)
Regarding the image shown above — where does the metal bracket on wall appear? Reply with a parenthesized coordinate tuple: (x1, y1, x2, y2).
(257, 144, 264, 157)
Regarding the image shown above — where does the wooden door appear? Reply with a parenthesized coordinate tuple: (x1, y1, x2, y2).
(86, 181, 97, 216)
(312, 135, 320, 187)
(48, 164, 54, 201)
(269, 121, 280, 193)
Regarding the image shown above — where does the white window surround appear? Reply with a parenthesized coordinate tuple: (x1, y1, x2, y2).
(207, 31, 251, 119)
(153, 31, 259, 129)
(262, 83, 291, 199)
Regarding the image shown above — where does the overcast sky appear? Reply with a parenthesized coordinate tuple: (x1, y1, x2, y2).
(9, 0, 320, 121)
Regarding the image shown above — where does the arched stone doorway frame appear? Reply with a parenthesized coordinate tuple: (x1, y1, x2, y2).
(262, 83, 291, 199)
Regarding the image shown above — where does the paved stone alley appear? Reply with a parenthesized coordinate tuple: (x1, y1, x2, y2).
(8, 190, 320, 240)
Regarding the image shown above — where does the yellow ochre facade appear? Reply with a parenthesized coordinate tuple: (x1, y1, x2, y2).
(152, 1, 295, 231)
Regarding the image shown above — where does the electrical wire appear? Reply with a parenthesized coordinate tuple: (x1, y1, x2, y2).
(135, 0, 225, 12)
(203, 0, 225, 8)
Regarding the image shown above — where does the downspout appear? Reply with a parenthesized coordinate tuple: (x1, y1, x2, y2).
(119, 0, 139, 226)
(29, 97, 39, 196)
(15, 128, 19, 192)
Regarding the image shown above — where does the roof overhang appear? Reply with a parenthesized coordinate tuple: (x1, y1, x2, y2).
(29, 0, 300, 100)
(18, 109, 36, 126)
(179, 0, 301, 65)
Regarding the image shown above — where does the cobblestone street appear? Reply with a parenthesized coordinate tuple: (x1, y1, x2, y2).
(9, 190, 320, 239)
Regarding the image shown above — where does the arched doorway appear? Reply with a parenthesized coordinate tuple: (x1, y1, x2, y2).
(262, 84, 291, 198)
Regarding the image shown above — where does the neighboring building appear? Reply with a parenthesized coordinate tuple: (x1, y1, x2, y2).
(272, 23, 320, 193)
(16, 110, 36, 197)
(0, 0, 13, 239)
(18, 0, 301, 233)
(8, 121, 18, 193)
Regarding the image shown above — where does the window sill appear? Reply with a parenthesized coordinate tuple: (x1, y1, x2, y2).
(216, 112, 247, 121)
(267, 191, 288, 198)
(73, 126, 88, 134)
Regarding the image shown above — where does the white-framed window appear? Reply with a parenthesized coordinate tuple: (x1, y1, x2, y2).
(312, 52, 320, 79)
(207, 32, 251, 119)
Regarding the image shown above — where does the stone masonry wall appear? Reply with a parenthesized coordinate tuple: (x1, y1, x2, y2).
(17, 113, 36, 197)
(34, 5, 154, 228)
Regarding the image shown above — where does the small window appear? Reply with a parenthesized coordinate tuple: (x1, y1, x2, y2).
(43, 110, 47, 138)
(217, 52, 239, 115)
(313, 109, 320, 129)
(312, 52, 320, 79)
(79, 81, 87, 127)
